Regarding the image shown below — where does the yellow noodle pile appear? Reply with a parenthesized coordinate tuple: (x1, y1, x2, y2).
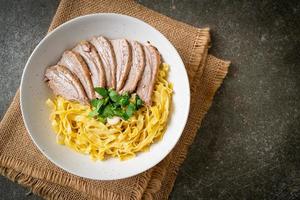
(46, 63, 173, 160)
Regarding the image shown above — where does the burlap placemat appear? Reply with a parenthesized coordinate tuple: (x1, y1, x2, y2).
(0, 0, 230, 199)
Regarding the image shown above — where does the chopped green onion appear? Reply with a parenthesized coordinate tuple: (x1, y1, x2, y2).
(95, 87, 108, 97)
(89, 88, 143, 121)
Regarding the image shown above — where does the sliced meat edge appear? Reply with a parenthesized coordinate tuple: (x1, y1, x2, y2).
(136, 45, 161, 105)
(73, 41, 106, 89)
(44, 65, 89, 105)
(90, 36, 116, 89)
(111, 39, 132, 92)
(58, 50, 95, 100)
(119, 40, 145, 94)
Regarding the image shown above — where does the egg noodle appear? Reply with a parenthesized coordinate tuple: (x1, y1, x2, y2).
(46, 63, 173, 160)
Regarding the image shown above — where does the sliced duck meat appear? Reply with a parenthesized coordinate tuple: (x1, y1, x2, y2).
(90, 36, 116, 89)
(58, 50, 95, 100)
(44, 65, 89, 105)
(119, 41, 145, 94)
(73, 41, 106, 89)
(136, 45, 161, 105)
(111, 39, 132, 92)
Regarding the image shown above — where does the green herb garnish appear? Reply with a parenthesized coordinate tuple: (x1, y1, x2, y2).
(88, 88, 143, 122)
(95, 87, 108, 97)
(126, 103, 136, 118)
(136, 95, 143, 109)
(108, 89, 119, 102)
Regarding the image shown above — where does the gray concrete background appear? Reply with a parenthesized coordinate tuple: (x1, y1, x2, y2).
(0, 0, 300, 199)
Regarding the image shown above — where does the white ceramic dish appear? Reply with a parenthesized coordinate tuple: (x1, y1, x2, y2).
(20, 13, 190, 180)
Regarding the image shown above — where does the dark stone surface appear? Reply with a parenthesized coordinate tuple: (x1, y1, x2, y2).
(0, 0, 58, 199)
(0, 0, 299, 199)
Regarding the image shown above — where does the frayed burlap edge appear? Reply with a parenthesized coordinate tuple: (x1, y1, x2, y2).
(0, 154, 129, 199)
(0, 167, 89, 200)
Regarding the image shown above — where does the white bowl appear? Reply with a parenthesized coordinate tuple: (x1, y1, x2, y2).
(20, 13, 190, 180)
